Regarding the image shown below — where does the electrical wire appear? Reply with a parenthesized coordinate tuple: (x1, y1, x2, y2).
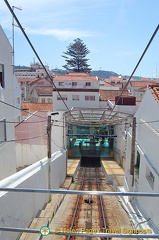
(4, 0, 77, 124)
(108, 24, 159, 117)
(0, 100, 47, 120)
(0, 134, 47, 143)
(51, 139, 63, 149)
(5, 120, 47, 124)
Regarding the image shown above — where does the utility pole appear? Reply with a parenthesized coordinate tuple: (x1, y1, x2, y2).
(130, 117, 136, 186)
(47, 115, 51, 202)
(47, 112, 59, 202)
(12, 6, 22, 72)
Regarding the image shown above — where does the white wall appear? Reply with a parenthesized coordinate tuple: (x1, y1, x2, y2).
(16, 143, 47, 167)
(0, 25, 16, 180)
(53, 91, 99, 111)
(124, 89, 159, 230)
(54, 79, 99, 89)
(0, 149, 66, 240)
(51, 111, 66, 153)
(114, 124, 128, 167)
(13, 75, 22, 123)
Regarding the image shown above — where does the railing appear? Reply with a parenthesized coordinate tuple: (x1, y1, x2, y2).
(0, 187, 159, 238)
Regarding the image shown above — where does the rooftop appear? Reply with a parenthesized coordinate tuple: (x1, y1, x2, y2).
(149, 84, 159, 104)
(35, 86, 52, 95)
(53, 72, 98, 82)
(22, 102, 52, 117)
(130, 81, 155, 88)
(99, 89, 129, 101)
(18, 78, 35, 83)
(29, 77, 52, 86)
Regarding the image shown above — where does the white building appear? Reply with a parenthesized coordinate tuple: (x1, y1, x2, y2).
(52, 72, 100, 111)
(15, 62, 54, 79)
(13, 75, 22, 123)
(0, 25, 16, 180)
(124, 84, 159, 231)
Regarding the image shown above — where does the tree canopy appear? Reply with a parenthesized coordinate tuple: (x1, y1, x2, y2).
(62, 38, 91, 72)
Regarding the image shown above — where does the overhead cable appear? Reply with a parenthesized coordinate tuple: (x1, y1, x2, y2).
(4, 0, 76, 118)
(0, 100, 47, 120)
(108, 24, 159, 116)
(0, 134, 47, 143)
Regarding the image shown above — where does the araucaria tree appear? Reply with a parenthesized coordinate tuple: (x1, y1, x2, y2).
(62, 38, 91, 72)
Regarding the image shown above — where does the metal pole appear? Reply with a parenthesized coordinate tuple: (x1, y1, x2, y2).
(1, 188, 159, 197)
(12, 6, 22, 73)
(47, 115, 51, 202)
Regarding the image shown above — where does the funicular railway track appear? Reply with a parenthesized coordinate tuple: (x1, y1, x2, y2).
(44, 166, 133, 240)
(66, 167, 110, 240)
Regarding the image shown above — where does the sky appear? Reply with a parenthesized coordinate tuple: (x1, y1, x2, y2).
(0, 0, 159, 78)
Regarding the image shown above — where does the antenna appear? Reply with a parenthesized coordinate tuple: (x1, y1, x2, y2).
(12, 6, 22, 73)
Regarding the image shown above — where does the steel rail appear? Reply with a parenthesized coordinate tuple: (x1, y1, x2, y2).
(67, 167, 87, 240)
(0, 227, 158, 238)
(95, 168, 109, 240)
(1, 188, 159, 197)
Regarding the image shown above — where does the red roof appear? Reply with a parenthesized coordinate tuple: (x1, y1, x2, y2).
(29, 77, 53, 86)
(22, 102, 52, 117)
(130, 81, 155, 88)
(18, 78, 35, 83)
(53, 72, 98, 82)
(102, 81, 115, 87)
(100, 90, 129, 101)
(15, 111, 47, 145)
(109, 76, 123, 82)
(149, 84, 159, 104)
(35, 86, 52, 95)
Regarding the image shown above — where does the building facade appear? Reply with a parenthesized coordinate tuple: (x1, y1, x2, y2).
(0, 25, 16, 180)
(124, 84, 159, 231)
(52, 72, 100, 111)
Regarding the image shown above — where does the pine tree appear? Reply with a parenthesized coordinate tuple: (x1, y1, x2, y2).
(62, 38, 91, 72)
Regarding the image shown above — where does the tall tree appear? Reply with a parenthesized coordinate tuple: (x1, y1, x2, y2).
(62, 38, 91, 72)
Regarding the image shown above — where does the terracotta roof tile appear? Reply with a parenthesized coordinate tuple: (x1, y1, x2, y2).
(149, 84, 159, 104)
(53, 72, 98, 82)
(22, 102, 52, 117)
(109, 76, 123, 82)
(18, 78, 35, 83)
(35, 86, 52, 95)
(130, 81, 155, 88)
(103, 81, 115, 87)
(99, 90, 129, 101)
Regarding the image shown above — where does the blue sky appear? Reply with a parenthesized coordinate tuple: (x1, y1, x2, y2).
(0, 0, 159, 77)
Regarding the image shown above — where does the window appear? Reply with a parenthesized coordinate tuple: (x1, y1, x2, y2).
(47, 98, 52, 103)
(72, 95, 79, 101)
(72, 82, 77, 86)
(17, 97, 20, 105)
(0, 64, 5, 88)
(58, 82, 64, 86)
(146, 166, 155, 188)
(135, 151, 140, 174)
(0, 119, 6, 143)
(41, 98, 45, 103)
(85, 82, 91, 86)
(57, 95, 67, 101)
(85, 96, 95, 101)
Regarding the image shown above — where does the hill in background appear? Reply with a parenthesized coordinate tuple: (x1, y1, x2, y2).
(15, 66, 140, 79)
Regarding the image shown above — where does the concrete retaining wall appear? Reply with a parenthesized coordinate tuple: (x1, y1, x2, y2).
(16, 143, 47, 168)
(0, 149, 66, 240)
